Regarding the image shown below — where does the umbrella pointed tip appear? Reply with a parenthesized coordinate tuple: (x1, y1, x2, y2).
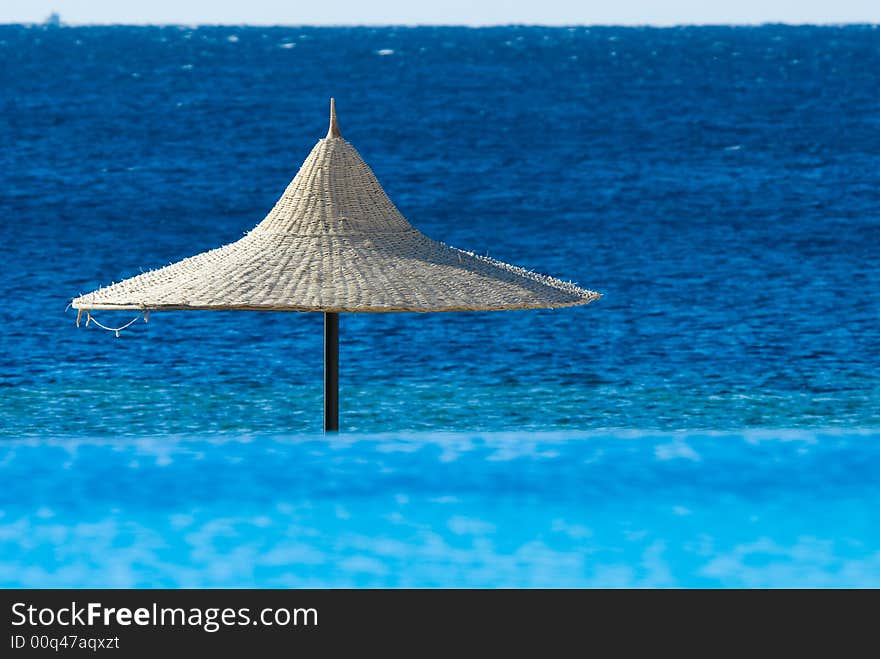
(327, 98, 341, 138)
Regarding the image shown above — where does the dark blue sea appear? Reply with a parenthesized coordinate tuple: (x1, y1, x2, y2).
(1, 24, 879, 587)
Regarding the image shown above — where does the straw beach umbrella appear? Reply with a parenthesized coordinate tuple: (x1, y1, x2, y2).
(72, 100, 600, 431)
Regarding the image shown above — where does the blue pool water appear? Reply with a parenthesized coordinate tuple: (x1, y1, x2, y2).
(1, 431, 879, 587)
(1, 24, 879, 586)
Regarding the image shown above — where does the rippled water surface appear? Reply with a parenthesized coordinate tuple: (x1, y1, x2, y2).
(2, 23, 879, 434)
(2, 431, 879, 588)
(1, 25, 878, 586)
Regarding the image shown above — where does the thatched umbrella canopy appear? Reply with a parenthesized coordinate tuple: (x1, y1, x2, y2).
(72, 100, 600, 430)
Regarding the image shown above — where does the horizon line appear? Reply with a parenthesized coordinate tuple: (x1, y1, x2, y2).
(2, 20, 880, 29)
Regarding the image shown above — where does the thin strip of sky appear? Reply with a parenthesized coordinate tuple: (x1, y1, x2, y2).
(2, 0, 879, 26)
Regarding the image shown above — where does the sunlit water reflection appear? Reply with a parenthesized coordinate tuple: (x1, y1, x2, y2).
(2, 430, 878, 587)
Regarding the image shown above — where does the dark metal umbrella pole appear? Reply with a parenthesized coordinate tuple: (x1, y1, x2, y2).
(324, 312, 339, 432)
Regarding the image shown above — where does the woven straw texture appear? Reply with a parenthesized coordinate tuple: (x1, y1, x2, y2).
(72, 106, 599, 313)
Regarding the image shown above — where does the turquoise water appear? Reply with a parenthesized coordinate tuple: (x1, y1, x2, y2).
(2, 25, 879, 587)
(1, 431, 878, 588)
